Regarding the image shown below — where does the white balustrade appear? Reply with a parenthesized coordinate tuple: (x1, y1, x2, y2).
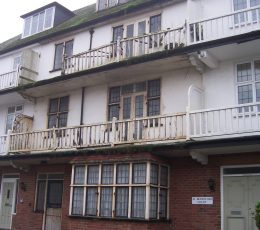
(63, 27, 185, 75)
(0, 71, 19, 90)
(188, 6, 260, 44)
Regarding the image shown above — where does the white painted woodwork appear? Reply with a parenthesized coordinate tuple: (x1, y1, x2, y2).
(45, 208, 62, 230)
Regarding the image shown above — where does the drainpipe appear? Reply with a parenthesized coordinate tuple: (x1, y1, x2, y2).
(89, 28, 95, 50)
(79, 87, 85, 145)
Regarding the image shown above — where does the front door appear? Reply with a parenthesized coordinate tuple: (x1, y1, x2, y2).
(44, 180, 63, 230)
(0, 179, 18, 230)
(224, 176, 260, 230)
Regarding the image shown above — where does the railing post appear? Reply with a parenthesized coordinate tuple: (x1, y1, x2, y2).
(185, 19, 190, 46)
(186, 106, 191, 140)
(5, 130, 12, 155)
(53, 127, 57, 149)
(111, 117, 117, 146)
(116, 36, 121, 62)
(61, 54, 67, 75)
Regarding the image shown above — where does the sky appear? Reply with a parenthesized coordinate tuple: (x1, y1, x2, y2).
(0, 0, 96, 43)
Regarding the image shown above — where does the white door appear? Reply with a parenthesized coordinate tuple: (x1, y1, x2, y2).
(224, 176, 260, 230)
(0, 182, 15, 229)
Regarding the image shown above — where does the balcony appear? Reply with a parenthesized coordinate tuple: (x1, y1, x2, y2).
(0, 71, 19, 91)
(62, 27, 185, 75)
(188, 6, 260, 44)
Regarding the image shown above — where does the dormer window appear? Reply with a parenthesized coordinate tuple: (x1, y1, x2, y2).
(22, 7, 55, 38)
(97, 0, 130, 11)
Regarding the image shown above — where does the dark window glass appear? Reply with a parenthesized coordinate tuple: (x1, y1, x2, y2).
(255, 60, 260, 81)
(115, 187, 129, 217)
(160, 166, 168, 187)
(150, 15, 161, 33)
(100, 187, 113, 217)
(117, 164, 129, 184)
(102, 165, 114, 184)
(131, 187, 145, 218)
(74, 166, 85, 185)
(135, 95, 144, 118)
(238, 84, 253, 104)
(87, 166, 99, 184)
(133, 163, 146, 184)
(109, 87, 121, 103)
(113, 26, 124, 41)
(36, 180, 46, 212)
(148, 99, 160, 116)
(86, 188, 98, 216)
(150, 164, 158, 185)
(108, 105, 120, 121)
(159, 189, 167, 219)
(72, 187, 84, 215)
(54, 41, 73, 70)
(123, 97, 131, 119)
(148, 80, 160, 97)
(150, 187, 158, 219)
(237, 63, 252, 82)
(47, 181, 63, 208)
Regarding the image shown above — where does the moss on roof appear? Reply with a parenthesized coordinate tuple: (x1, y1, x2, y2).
(0, 0, 173, 55)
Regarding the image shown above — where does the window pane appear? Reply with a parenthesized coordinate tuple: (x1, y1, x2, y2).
(135, 82, 146, 92)
(54, 43, 64, 70)
(65, 41, 73, 57)
(113, 26, 124, 41)
(131, 187, 146, 218)
(237, 63, 252, 82)
(87, 166, 99, 184)
(102, 165, 114, 184)
(16, 105, 23, 112)
(72, 187, 84, 215)
(58, 113, 68, 128)
(36, 180, 46, 212)
(8, 106, 15, 114)
(150, 164, 158, 185)
(98, 0, 107, 10)
(160, 166, 168, 187)
(23, 18, 31, 37)
(159, 189, 167, 219)
(31, 14, 39, 35)
(48, 114, 57, 128)
(233, 0, 247, 10)
(117, 164, 129, 184)
(100, 187, 113, 217)
(108, 105, 119, 121)
(47, 182, 63, 208)
(250, 0, 260, 6)
(148, 80, 160, 97)
(150, 187, 158, 219)
(123, 97, 131, 119)
(133, 163, 146, 184)
(148, 98, 160, 116)
(60, 96, 69, 112)
(45, 7, 54, 28)
(74, 166, 85, 184)
(86, 188, 97, 216)
(115, 187, 129, 217)
(109, 87, 120, 103)
(150, 15, 161, 33)
(255, 60, 260, 81)
(49, 98, 59, 113)
(256, 83, 260, 102)
(138, 21, 146, 36)
(122, 84, 133, 95)
(135, 95, 144, 118)
(13, 56, 21, 71)
(6, 114, 15, 133)
(38, 12, 45, 32)
(238, 84, 253, 104)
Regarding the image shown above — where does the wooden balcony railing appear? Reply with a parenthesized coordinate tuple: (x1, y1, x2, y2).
(0, 70, 19, 91)
(188, 6, 260, 44)
(188, 102, 260, 138)
(62, 27, 185, 75)
(8, 113, 186, 153)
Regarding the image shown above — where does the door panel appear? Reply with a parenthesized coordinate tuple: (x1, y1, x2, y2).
(224, 177, 248, 230)
(248, 176, 260, 230)
(0, 182, 14, 229)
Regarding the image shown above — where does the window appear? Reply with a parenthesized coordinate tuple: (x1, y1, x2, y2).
(70, 162, 169, 220)
(35, 174, 64, 212)
(13, 56, 21, 71)
(22, 7, 55, 38)
(108, 80, 160, 121)
(47, 96, 69, 128)
(236, 60, 260, 111)
(6, 105, 23, 133)
(113, 25, 124, 42)
(149, 15, 162, 48)
(98, 0, 130, 10)
(53, 40, 73, 70)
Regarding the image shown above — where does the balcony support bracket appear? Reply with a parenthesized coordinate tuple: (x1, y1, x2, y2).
(18, 92, 36, 103)
(190, 150, 208, 165)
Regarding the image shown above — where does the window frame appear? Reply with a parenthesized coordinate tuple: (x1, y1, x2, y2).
(22, 6, 55, 38)
(70, 162, 169, 220)
(235, 59, 260, 109)
(97, 0, 131, 11)
(5, 105, 23, 133)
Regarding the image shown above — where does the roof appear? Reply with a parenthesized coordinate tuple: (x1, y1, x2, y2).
(20, 1, 74, 19)
(0, 0, 176, 55)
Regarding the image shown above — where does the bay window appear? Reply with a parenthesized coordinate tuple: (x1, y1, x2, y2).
(70, 162, 169, 220)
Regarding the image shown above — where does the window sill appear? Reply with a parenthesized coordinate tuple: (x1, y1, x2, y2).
(49, 68, 62, 73)
(68, 215, 170, 223)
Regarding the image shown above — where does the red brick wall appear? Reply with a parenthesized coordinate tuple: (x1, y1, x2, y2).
(1, 152, 260, 230)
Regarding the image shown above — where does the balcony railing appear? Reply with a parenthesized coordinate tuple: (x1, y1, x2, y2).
(62, 27, 185, 75)
(0, 135, 7, 155)
(0, 70, 19, 91)
(8, 113, 186, 153)
(188, 6, 260, 44)
(188, 102, 260, 138)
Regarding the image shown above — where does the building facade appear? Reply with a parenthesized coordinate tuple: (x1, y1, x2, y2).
(0, 0, 260, 229)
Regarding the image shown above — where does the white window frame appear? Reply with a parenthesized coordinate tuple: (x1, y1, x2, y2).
(69, 162, 169, 220)
(235, 59, 260, 107)
(22, 6, 56, 38)
(5, 105, 23, 133)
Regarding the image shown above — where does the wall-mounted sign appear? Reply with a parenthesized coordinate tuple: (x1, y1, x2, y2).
(192, 197, 213, 205)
